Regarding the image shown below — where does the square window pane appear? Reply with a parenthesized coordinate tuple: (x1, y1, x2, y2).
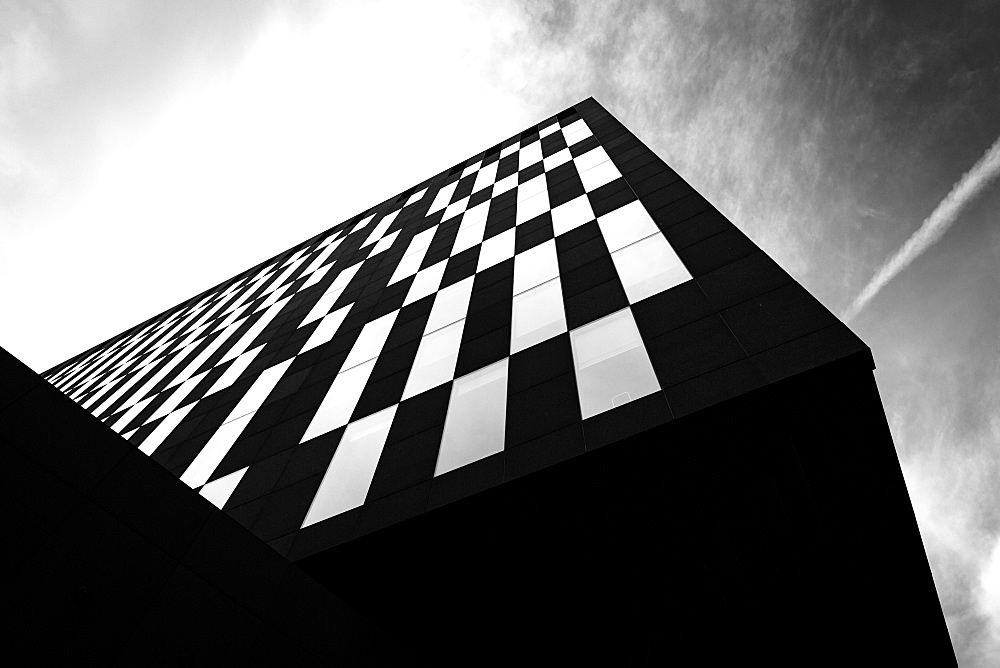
(551, 195, 596, 236)
(598, 200, 660, 252)
(405, 187, 428, 205)
(563, 119, 593, 144)
(511, 279, 567, 354)
(300, 304, 351, 353)
(435, 359, 509, 476)
(516, 191, 550, 226)
(519, 141, 543, 170)
(370, 229, 400, 256)
(574, 146, 610, 173)
(517, 174, 547, 202)
(472, 160, 499, 193)
(428, 180, 459, 214)
(477, 227, 516, 272)
(404, 259, 448, 306)
(580, 160, 622, 192)
(302, 405, 398, 527)
(402, 319, 465, 400)
(570, 309, 660, 419)
(425, 275, 474, 334)
(200, 466, 248, 509)
(539, 122, 560, 138)
(300, 358, 378, 441)
(611, 234, 692, 303)
(543, 148, 571, 171)
(500, 142, 519, 158)
(513, 238, 559, 295)
(451, 217, 487, 256)
(342, 310, 400, 371)
(493, 172, 518, 196)
(362, 210, 400, 247)
(461, 160, 481, 178)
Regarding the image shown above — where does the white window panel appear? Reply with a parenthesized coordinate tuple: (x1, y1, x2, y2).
(405, 187, 428, 206)
(404, 259, 448, 306)
(401, 319, 465, 400)
(500, 142, 519, 158)
(516, 174, 547, 202)
(370, 229, 400, 256)
(464, 199, 490, 225)
(563, 119, 593, 144)
(301, 262, 362, 326)
(513, 239, 559, 296)
(179, 413, 254, 489)
(300, 358, 379, 442)
(451, 218, 487, 256)
(477, 227, 516, 272)
(199, 466, 248, 509)
(301, 405, 398, 528)
(551, 194, 596, 236)
(442, 195, 470, 222)
(435, 359, 509, 476)
(302, 239, 341, 275)
(300, 304, 352, 354)
(362, 209, 400, 247)
(539, 122, 560, 138)
(580, 160, 623, 192)
(575, 146, 611, 173)
(472, 160, 498, 193)
(519, 141, 543, 170)
(543, 148, 572, 171)
(461, 160, 481, 178)
(493, 172, 518, 196)
(403, 227, 438, 258)
(110, 395, 155, 432)
(515, 191, 550, 226)
(146, 370, 208, 424)
(597, 200, 660, 252)
(611, 234, 692, 303)
(205, 344, 264, 397)
(138, 402, 197, 455)
(428, 180, 460, 214)
(350, 214, 375, 235)
(570, 309, 661, 419)
(300, 262, 332, 291)
(218, 296, 291, 365)
(341, 309, 400, 371)
(388, 247, 428, 286)
(253, 285, 286, 314)
(511, 279, 567, 354)
(425, 276, 474, 334)
(180, 357, 294, 488)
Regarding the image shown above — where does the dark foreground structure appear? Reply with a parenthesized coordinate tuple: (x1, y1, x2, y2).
(7, 98, 952, 665)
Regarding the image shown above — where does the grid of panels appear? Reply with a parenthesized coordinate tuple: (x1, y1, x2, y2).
(44, 103, 694, 542)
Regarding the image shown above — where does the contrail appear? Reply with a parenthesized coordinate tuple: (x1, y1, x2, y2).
(844, 135, 1000, 322)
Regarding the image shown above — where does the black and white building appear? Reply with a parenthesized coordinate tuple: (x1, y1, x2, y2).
(8, 98, 953, 665)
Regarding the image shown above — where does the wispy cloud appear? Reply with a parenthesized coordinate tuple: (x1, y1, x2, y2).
(845, 135, 1000, 321)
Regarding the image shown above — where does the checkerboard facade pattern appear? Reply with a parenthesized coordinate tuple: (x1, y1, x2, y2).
(45, 98, 789, 554)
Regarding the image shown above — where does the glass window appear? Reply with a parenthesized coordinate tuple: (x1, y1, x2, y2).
(199, 466, 248, 509)
(579, 159, 622, 192)
(519, 141, 543, 170)
(387, 248, 426, 286)
(442, 195, 470, 222)
(301, 405, 398, 528)
(300, 304, 351, 353)
(500, 142, 519, 158)
(424, 275, 474, 334)
(370, 229, 400, 256)
(341, 309, 400, 371)
(510, 279, 567, 354)
(472, 160, 498, 193)
(301, 262, 362, 325)
(405, 187, 428, 206)
(597, 201, 660, 252)
(404, 259, 448, 306)
(461, 160, 481, 178)
(435, 359, 509, 476)
(551, 194, 596, 236)
(517, 174, 547, 202)
(476, 227, 516, 272)
(513, 239, 559, 295)
(492, 172, 518, 196)
(361, 209, 399, 247)
(300, 358, 378, 441)
(539, 122, 560, 138)
(563, 119, 593, 145)
(179, 411, 254, 488)
(428, 180, 459, 214)
(611, 234, 692, 303)
(569, 309, 661, 419)
(543, 148, 571, 171)
(451, 217, 487, 256)
(138, 402, 197, 455)
(401, 319, 465, 400)
(515, 191, 550, 226)
(574, 145, 610, 173)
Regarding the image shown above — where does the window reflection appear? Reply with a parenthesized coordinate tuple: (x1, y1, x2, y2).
(435, 359, 509, 476)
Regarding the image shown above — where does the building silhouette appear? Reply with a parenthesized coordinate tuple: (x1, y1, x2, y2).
(5, 98, 953, 665)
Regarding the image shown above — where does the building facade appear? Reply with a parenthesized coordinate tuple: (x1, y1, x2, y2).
(34, 97, 953, 665)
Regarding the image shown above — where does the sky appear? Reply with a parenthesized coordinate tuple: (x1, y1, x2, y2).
(1, 0, 998, 662)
